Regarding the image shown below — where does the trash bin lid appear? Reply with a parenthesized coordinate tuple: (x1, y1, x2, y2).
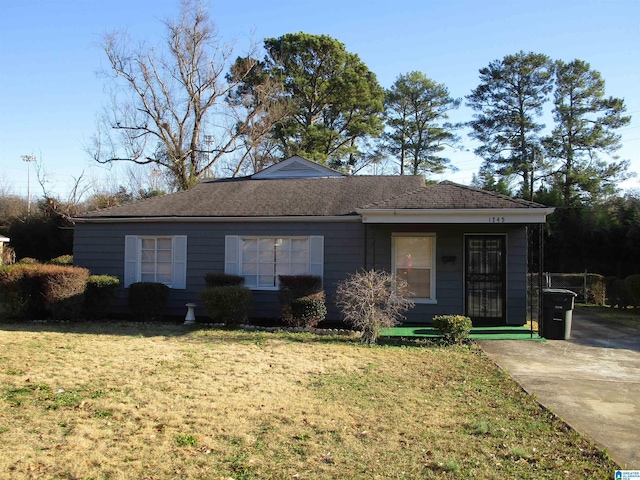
(542, 288, 578, 297)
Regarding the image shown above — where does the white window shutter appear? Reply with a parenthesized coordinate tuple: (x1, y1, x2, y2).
(309, 236, 324, 279)
(124, 235, 138, 288)
(172, 236, 187, 289)
(225, 236, 240, 275)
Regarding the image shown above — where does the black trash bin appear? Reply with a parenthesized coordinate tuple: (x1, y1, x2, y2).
(541, 288, 577, 340)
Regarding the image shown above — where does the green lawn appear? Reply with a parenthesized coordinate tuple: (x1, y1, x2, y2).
(576, 304, 640, 329)
(0, 322, 617, 479)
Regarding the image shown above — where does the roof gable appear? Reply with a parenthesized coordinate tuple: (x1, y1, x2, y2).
(251, 155, 344, 179)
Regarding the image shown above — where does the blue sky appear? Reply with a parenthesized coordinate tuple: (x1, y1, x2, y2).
(1, 0, 638, 198)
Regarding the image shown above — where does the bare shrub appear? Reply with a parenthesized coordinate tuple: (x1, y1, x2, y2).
(336, 269, 414, 345)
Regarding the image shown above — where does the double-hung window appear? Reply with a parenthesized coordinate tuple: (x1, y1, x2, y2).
(392, 234, 436, 302)
(124, 235, 187, 289)
(225, 236, 323, 290)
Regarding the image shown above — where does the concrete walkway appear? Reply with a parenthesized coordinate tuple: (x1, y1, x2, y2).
(479, 309, 640, 469)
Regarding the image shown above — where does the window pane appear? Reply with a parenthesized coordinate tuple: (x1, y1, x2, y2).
(259, 249, 274, 262)
(291, 239, 307, 251)
(258, 263, 274, 275)
(276, 250, 290, 263)
(395, 237, 431, 268)
(275, 238, 290, 251)
(291, 263, 307, 275)
(141, 250, 155, 263)
(243, 275, 257, 288)
(157, 250, 172, 263)
(157, 263, 172, 275)
(242, 262, 257, 275)
(397, 268, 431, 298)
(258, 238, 273, 251)
(141, 273, 155, 283)
(156, 274, 172, 285)
(157, 238, 172, 250)
(242, 239, 257, 252)
(291, 250, 307, 264)
(242, 249, 257, 264)
(275, 263, 290, 275)
(141, 238, 155, 250)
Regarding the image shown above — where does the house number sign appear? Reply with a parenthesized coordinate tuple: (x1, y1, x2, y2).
(488, 216, 506, 223)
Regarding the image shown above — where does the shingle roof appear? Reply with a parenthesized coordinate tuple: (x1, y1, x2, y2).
(80, 175, 426, 218)
(79, 177, 550, 220)
(361, 181, 547, 210)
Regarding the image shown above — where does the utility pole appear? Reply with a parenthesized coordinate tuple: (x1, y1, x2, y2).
(21, 155, 36, 215)
(204, 135, 214, 178)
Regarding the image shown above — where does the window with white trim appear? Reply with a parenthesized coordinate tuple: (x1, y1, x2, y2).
(124, 235, 187, 289)
(225, 236, 323, 290)
(392, 234, 436, 302)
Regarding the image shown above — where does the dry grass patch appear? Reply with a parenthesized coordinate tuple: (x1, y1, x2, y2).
(0, 322, 616, 479)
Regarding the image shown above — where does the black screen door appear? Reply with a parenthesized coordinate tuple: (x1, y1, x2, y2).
(465, 235, 506, 324)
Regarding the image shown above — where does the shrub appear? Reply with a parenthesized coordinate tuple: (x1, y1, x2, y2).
(41, 265, 89, 320)
(279, 275, 323, 325)
(49, 255, 73, 266)
(586, 274, 606, 306)
(128, 282, 170, 322)
(85, 275, 120, 320)
(336, 269, 414, 345)
(432, 315, 473, 344)
(0, 264, 88, 320)
(0, 265, 43, 319)
(624, 274, 640, 308)
(18, 257, 39, 265)
(204, 273, 245, 288)
(290, 296, 327, 328)
(606, 277, 629, 308)
(199, 286, 251, 326)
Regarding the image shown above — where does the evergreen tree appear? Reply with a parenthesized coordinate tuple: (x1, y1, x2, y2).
(383, 71, 460, 175)
(259, 32, 385, 169)
(543, 59, 631, 206)
(466, 52, 553, 199)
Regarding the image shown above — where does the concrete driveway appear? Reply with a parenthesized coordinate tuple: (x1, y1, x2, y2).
(480, 309, 640, 469)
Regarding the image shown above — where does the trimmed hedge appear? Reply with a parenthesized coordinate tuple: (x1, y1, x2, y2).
(0, 264, 89, 320)
(432, 315, 473, 344)
(200, 286, 251, 326)
(85, 275, 120, 320)
(128, 282, 170, 322)
(204, 273, 245, 288)
(290, 296, 327, 328)
(278, 275, 324, 326)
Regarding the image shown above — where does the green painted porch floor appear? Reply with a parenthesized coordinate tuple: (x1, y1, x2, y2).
(381, 325, 544, 341)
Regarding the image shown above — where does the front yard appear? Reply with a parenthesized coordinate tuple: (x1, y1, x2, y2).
(0, 322, 616, 479)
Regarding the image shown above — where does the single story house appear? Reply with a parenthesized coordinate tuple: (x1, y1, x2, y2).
(73, 156, 554, 325)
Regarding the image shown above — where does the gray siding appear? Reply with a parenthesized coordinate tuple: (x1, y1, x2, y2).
(365, 224, 529, 325)
(74, 221, 364, 320)
(74, 220, 530, 325)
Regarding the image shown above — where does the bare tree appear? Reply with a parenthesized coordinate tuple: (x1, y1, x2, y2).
(35, 159, 94, 217)
(336, 269, 414, 345)
(90, 0, 283, 190)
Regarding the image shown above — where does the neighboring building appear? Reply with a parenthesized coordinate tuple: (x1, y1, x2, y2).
(0, 236, 9, 265)
(73, 156, 553, 325)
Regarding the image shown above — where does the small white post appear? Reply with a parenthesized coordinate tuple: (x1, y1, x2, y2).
(184, 303, 197, 325)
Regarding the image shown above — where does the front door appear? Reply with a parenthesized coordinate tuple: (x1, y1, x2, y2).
(465, 235, 506, 324)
